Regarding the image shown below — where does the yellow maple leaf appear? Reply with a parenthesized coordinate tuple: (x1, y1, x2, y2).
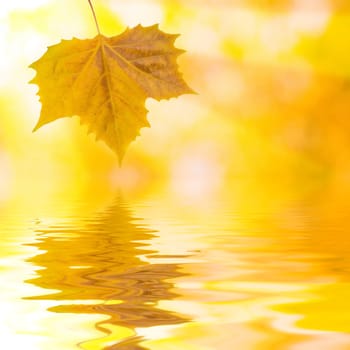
(30, 24, 193, 161)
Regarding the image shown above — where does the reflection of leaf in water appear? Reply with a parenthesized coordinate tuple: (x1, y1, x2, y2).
(25, 200, 189, 349)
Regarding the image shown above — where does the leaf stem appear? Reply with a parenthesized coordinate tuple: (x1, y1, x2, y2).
(87, 0, 101, 35)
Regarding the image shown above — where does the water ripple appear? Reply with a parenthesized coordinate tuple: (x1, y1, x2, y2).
(24, 199, 190, 349)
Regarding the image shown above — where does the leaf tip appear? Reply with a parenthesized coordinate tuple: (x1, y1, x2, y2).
(29, 60, 39, 71)
(186, 86, 198, 95)
(32, 122, 41, 133)
(117, 150, 125, 166)
(29, 76, 37, 85)
(176, 48, 186, 56)
(170, 33, 180, 40)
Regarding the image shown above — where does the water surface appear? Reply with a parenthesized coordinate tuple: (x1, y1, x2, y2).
(2, 184, 350, 349)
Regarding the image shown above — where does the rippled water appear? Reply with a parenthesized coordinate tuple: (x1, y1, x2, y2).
(2, 184, 350, 349)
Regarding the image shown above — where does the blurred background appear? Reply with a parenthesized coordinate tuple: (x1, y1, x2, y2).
(1, 0, 350, 202)
(3, 3, 350, 349)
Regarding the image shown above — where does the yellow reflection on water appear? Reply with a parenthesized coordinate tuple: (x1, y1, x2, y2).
(25, 198, 188, 349)
(2, 177, 350, 349)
